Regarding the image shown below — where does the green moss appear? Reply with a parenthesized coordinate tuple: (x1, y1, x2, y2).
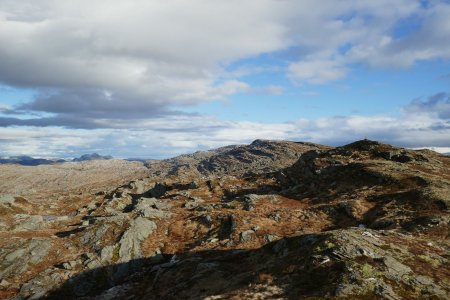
(360, 264, 382, 278)
(112, 245, 120, 263)
(417, 254, 440, 268)
(312, 240, 336, 253)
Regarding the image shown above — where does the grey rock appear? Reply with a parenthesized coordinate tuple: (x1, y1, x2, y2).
(95, 224, 110, 239)
(5, 249, 26, 262)
(134, 197, 172, 219)
(198, 215, 213, 226)
(13, 215, 44, 231)
(118, 217, 157, 263)
(26, 238, 53, 265)
(145, 183, 167, 198)
(86, 259, 101, 270)
(268, 212, 282, 222)
(0, 279, 11, 288)
(129, 180, 147, 194)
(139, 208, 172, 219)
(86, 202, 98, 210)
(100, 245, 116, 263)
(62, 260, 78, 270)
(264, 234, 280, 243)
(0, 195, 15, 204)
(184, 197, 204, 210)
(15, 268, 64, 300)
(239, 230, 255, 243)
(242, 194, 261, 211)
(82, 252, 96, 261)
(374, 283, 400, 300)
(62, 262, 72, 270)
(80, 231, 93, 245)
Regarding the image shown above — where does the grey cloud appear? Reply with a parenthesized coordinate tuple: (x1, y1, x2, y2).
(348, 2, 450, 68)
(405, 92, 450, 119)
(0, 115, 103, 129)
(0, 0, 449, 131)
(1, 91, 450, 158)
(17, 89, 173, 118)
(0, 1, 442, 105)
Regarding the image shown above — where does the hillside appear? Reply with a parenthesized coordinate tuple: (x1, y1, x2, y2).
(0, 139, 449, 299)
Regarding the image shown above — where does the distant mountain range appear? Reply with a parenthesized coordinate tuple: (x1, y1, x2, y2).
(0, 156, 66, 166)
(1, 150, 448, 166)
(72, 153, 113, 162)
(0, 153, 113, 166)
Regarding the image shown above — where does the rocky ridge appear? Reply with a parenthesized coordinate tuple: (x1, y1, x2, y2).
(0, 139, 448, 299)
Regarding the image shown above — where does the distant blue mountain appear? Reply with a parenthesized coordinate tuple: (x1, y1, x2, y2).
(72, 153, 113, 162)
(0, 156, 66, 166)
(0, 153, 114, 165)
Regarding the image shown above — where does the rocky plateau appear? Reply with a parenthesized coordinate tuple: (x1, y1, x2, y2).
(0, 139, 449, 299)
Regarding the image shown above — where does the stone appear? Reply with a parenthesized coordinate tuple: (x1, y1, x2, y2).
(139, 207, 172, 219)
(5, 249, 26, 262)
(87, 202, 97, 210)
(240, 230, 255, 243)
(129, 180, 147, 194)
(0, 195, 15, 204)
(198, 215, 213, 226)
(95, 224, 110, 239)
(13, 215, 44, 231)
(85, 259, 101, 270)
(145, 183, 167, 198)
(134, 198, 172, 219)
(268, 212, 282, 222)
(100, 245, 115, 263)
(27, 238, 52, 265)
(264, 234, 280, 243)
(0, 279, 10, 288)
(118, 217, 157, 262)
(242, 194, 260, 211)
(184, 197, 204, 210)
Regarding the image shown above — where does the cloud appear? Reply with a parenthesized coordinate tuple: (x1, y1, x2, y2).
(288, 59, 348, 84)
(0, 0, 450, 138)
(287, 1, 450, 83)
(0, 2, 449, 119)
(1, 95, 449, 158)
(404, 92, 450, 119)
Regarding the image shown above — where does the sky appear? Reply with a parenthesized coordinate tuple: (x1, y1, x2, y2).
(0, 0, 449, 159)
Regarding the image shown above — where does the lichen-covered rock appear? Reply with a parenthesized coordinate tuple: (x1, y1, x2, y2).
(118, 217, 157, 263)
(0, 238, 52, 281)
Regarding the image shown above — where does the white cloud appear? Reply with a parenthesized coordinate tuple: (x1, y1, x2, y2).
(288, 59, 348, 84)
(0, 0, 289, 109)
(0, 0, 448, 116)
(1, 95, 449, 158)
(0, 0, 449, 152)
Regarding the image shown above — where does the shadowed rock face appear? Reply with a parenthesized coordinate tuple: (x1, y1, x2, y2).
(0, 139, 449, 299)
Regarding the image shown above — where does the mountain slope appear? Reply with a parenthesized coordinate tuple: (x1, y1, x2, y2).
(0, 139, 448, 299)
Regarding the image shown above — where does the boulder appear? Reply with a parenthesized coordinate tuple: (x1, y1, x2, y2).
(118, 217, 157, 263)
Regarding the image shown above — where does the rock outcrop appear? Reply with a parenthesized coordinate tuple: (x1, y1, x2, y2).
(0, 139, 449, 299)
